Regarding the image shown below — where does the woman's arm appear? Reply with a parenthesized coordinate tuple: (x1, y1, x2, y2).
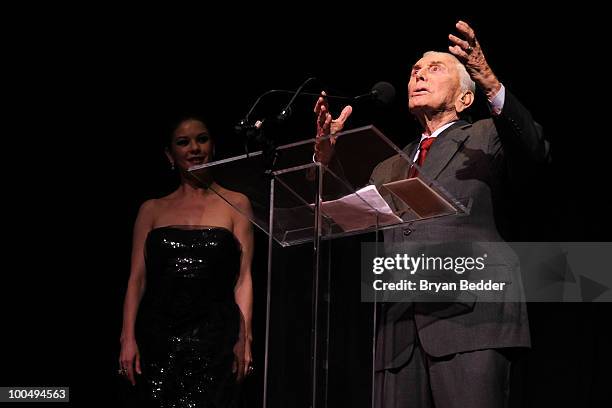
(119, 200, 155, 385)
(232, 194, 254, 380)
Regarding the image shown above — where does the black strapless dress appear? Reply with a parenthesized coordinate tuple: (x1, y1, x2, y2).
(136, 226, 242, 407)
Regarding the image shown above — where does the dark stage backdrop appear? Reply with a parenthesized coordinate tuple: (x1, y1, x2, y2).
(3, 6, 610, 407)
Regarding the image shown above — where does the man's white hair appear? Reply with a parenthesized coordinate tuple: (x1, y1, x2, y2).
(423, 51, 475, 93)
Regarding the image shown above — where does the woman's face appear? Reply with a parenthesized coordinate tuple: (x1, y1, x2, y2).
(166, 119, 213, 171)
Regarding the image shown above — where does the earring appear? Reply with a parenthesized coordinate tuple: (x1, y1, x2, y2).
(170, 162, 175, 170)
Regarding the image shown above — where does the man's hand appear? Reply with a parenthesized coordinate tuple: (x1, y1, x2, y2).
(313, 91, 352, 165)
(448, 20, 501, 100)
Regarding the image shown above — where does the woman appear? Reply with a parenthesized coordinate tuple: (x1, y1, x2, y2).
(119, 116, 253, 407)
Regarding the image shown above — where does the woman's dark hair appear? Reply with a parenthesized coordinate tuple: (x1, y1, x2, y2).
(163, 113, 215, 149)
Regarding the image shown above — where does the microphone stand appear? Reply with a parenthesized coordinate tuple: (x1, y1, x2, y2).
(236, 77, 323, 171)
(235, 79, 393, 168)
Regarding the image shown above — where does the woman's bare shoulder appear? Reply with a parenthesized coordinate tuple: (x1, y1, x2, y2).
(137, 190, 180, 220)
(215, 186, 251, 208)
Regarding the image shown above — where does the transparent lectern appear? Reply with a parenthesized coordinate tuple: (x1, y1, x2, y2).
(189, 125, 469, 408)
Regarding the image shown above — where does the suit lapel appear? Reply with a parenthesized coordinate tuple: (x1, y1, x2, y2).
(384, 121, 472, 216)
(403, 141, 419, 177)
(421, 121, 471, 180)
(385, 152, 414, 212)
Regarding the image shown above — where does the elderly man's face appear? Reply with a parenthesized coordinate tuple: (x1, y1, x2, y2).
(408, 53, 463, 115)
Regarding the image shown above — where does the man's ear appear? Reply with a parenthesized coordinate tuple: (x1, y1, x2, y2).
(456, 90, 474, 113)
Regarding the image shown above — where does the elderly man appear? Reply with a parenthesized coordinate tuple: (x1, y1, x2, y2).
(315, 21, 549, 407)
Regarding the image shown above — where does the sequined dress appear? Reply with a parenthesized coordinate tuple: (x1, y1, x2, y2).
(136, 226, 242, 407)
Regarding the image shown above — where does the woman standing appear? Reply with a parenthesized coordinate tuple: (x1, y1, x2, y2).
(119, 116, 253, 407)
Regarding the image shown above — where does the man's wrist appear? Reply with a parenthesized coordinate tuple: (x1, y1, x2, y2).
(487, 83, 506, 116)
(479, 70, 501, 100)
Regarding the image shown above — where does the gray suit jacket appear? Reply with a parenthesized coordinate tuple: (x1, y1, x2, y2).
(370, 90, 549, 370)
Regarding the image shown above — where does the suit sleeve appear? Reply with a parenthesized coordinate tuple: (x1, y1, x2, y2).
(490, 89, 551, 165)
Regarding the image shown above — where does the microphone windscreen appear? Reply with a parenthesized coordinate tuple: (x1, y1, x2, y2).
(372, 81, 396, 106)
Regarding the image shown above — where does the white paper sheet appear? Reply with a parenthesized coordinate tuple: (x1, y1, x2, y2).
(320, 184, 402, 232)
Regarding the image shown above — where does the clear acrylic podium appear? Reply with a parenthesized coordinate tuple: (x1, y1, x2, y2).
(189, 125, 469, 408)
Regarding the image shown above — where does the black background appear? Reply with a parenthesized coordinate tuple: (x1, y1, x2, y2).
(3, 5, 611, 407)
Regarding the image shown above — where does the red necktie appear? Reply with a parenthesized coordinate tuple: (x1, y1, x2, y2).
(407, 137, 435, 178)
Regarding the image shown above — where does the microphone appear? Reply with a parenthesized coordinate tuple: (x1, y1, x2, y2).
(277, 77, 317, 122)
(276, 79, 396, 123)
(234, 89, 287, 135)
(353, 81, 396, 106)
(234, 78, 321, 134)
(234, 80, 320, 158)
(269, 81, 396, 106)
(235, 80, 396, 138)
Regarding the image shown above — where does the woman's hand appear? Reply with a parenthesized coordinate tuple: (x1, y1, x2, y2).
(233, 334, 253, 382)
(119, 337, 141, 386)
(232, 308, 254, 382)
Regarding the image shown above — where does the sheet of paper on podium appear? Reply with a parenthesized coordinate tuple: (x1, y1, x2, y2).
(319, 184, 402, 232)
(319, 178, 457, 232)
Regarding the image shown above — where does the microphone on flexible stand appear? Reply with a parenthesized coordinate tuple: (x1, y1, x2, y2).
(235, 78, 321, 165)
(234, 80, 396, 158)
(353, 81, 396, 106)
(277, 77, 318, 122)
(234, 89, 286, 136)
(234, 89, 282, 158)
(235, 80, 395, 135)
(234, 77, 320, 168)
(270, 81, 397, 110)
